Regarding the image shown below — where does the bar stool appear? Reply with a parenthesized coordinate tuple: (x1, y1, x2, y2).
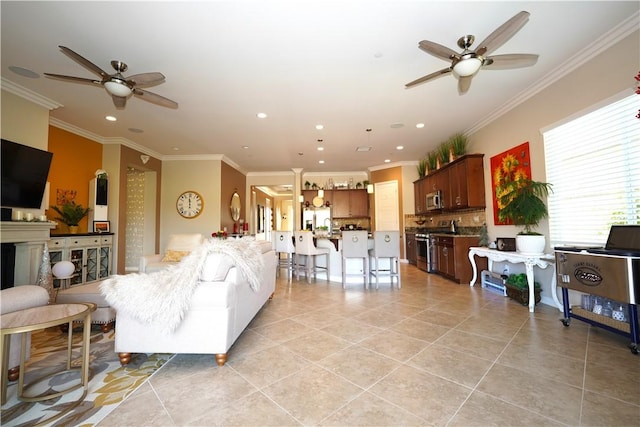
(341, 230, 370, 289)
(273, 230, 295, 279)
(294, 231, 330, 283)
(369, 230, 401, 289)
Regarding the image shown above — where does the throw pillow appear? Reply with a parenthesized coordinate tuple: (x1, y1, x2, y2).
(161, 250, 190, 263)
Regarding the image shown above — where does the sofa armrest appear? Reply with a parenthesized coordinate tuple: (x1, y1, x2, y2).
(139, 254, 163, 273)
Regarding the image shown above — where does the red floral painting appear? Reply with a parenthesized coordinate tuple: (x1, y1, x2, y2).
(490, 142, 532, 225)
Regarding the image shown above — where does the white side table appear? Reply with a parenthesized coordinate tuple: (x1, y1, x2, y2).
(468, 247, 562, 313)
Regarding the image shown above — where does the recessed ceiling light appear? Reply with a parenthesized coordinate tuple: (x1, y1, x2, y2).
(105, 115, 117, 122)
(242, 146, 249, 149)
(317, 146, 324, 151)
(172, 147, 179, 151)
(356, 146, 372, 152)
(390, 123, 404, 129)
(315, 124, 324, 130)
(128, 127, 144, 133)
(9, 66, 39, 78)
(318, 160, 325, 164)
(416, 123, 425, 128)
(396, 146, 404, 150)
(384, 159, 391, 163)
(257, 113, 267, 119)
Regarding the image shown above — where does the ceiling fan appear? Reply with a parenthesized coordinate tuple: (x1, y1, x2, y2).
(406, 11, 538, 94)
(44, 46, 178, 109)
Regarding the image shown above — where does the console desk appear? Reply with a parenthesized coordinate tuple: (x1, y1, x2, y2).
(468, 247, 561, 313)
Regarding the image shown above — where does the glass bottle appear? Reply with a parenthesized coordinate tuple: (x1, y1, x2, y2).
(612, 303, 628, 322)
(591, 296, 603, 315)
(602, 299, 613, 318)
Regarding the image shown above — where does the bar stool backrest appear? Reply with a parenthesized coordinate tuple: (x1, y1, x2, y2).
(274, 230, 295, 254)
(294, 231, 317, 255)
(372, 231, 400, 257)
(342, 231, 369, 257)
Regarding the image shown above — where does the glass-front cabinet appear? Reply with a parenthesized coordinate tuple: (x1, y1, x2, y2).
(49, 234, 113, 289)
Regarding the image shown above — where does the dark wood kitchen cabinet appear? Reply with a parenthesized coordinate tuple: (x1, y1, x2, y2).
(413, 154, 485, 213)
(332, 189, 369, 218)
(449, 154, 485, 209)
(434, 235, 486, 284)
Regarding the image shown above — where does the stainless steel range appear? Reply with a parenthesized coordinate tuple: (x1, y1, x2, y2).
(555, 225, 640, 354)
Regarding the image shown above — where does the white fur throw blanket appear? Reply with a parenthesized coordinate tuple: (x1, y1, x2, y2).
(100, 238, 265, 334)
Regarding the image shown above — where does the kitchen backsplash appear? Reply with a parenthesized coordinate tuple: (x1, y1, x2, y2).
(406, 208, 486, 232)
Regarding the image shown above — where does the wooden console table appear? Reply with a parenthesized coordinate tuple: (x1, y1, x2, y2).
(468, 247, 562, 313)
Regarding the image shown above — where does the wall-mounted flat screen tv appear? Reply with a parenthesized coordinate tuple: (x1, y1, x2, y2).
(1, 139, 53, 209)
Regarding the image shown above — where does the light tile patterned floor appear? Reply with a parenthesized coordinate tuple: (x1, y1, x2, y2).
(100, 263, 640, 426)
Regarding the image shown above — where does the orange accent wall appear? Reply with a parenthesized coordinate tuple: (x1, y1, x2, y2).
(47, 126, 102, 233)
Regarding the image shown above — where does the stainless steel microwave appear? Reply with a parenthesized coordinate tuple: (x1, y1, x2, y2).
(425, 190, 443, 211)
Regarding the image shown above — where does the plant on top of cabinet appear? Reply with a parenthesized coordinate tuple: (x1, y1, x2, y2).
(417, 158, 427, 177)
(305, 180, 311, 189)
(51, 202, 91, 227)
(427, 151, 438, 173)
(449, 133, 468, 158)
(437, 141, 451, 167)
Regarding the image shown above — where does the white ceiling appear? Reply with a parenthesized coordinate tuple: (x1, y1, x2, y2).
(2, 2, 638, 174)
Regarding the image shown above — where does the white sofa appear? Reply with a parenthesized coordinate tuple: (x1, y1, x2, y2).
(113, 239, 276, 366)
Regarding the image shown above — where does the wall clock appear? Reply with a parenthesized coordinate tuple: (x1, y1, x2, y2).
(176, 190, 203, 219)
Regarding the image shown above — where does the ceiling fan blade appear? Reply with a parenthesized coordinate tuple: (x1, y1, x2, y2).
(483, 53, 539, 70)
(405, 67, 452, 88)
(458, 76, 472, 95)
(58, 45, 110, 79)
(126, 72, 165, 88)
(112, 95, 127, 109)
(43, 73, 102, 86)
(475, 11, 530, 56)
(133, 88, 178, 109)
(418, 40, 459, 62)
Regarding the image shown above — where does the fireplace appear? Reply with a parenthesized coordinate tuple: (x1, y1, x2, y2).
(0, 221, 56, 287)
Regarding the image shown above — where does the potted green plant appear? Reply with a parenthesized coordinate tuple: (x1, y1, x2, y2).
(496, 178, 553, 254)
(417, 158, 427, 177)
(50, 202, 91, 234)
(449, 133, 468, 158)
(437, 141, 450, 167)
(427, 151, 438, 173)
(304, 181, 311, 189)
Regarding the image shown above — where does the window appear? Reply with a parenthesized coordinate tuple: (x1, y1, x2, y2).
(544, 93, 640, 247)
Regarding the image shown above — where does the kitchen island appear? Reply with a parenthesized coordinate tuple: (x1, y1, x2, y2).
(312, 235, 395, 285)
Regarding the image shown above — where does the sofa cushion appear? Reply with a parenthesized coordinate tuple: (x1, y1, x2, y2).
(166, 233, 204, 252)
(161, 249, 191, 263)
(56, 280, 110, 307)
(200, 253, 235, 282)
(1, 285, 50, 314)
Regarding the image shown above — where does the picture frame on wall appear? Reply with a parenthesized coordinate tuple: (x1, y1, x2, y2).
(93, 220, 110, 233)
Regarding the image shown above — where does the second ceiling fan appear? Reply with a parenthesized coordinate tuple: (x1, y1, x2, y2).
(406, 11, 539, 94)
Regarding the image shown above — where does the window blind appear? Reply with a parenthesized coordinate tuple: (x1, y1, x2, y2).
(543, 93, 640, 247)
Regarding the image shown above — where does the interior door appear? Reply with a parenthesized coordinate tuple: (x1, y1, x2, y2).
(374, 180, 399, 231)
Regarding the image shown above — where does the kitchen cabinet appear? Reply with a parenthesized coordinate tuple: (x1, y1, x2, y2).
(49, 234, 113, 288)
(434, 235, 485, 284)
(332, 189, 369, 218)
(413, 154, 485, 213)
(436, 235, 455, 278)
(406, 232, 417, 265)
(449, 154, 485, 209)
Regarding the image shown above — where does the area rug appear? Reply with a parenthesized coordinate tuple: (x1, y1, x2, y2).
(1, 327, 173, 426)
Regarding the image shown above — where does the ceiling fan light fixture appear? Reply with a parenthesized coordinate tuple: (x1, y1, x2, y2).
(452, 56, 482, 77)
(104, 79, 132, 97)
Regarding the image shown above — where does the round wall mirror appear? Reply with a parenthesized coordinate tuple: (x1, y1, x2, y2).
(230, 192, 241, 222)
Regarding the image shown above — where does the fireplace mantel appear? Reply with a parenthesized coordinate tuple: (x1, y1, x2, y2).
(1, 221, 56, 243)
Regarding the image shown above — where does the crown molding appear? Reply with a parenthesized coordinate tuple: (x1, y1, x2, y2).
(467, 11, 640, 136)
(49, 118, 163, 158)
(1, 77, 63, 110)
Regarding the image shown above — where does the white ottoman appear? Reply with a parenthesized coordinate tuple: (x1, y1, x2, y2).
(56, 280, 116, 332)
